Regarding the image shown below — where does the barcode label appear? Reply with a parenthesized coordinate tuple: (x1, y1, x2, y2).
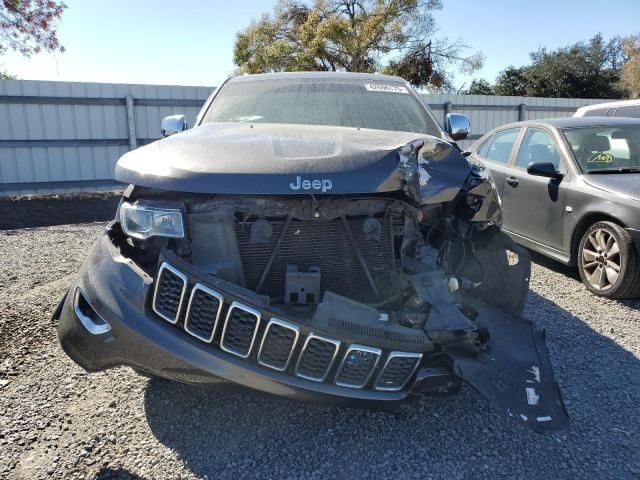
(364, 84, 408, 94)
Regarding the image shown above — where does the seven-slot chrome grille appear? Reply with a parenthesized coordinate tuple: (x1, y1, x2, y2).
(152, 263, 188, 323)
(152, 261, 423, 392)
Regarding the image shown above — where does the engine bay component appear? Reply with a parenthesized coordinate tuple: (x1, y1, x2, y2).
(285, 265, 321, 305)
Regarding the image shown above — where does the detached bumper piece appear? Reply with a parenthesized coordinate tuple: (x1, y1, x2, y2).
(150, 260, 422, 393)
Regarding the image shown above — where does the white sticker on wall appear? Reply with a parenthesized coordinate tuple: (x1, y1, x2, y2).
(364, 84, 408, 94)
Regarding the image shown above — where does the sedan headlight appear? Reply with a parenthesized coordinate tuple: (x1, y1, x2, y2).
(119, 202, 184, 240)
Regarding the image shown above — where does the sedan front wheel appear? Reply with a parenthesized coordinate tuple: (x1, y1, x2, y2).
(578, 221, 640, 299)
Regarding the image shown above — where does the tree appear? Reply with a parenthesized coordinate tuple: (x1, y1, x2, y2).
(0, 69, 16, 79)
(523, 34, 627, 98)
(493, 66, 527, 96)
(462, 78, 493, 95)
(621, 34, 640, 98)
(233, 0, 483, 90)
(492, 35, 628, 98)
(0, 0, 66, 57)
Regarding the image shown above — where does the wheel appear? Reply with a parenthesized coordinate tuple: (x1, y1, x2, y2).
(577, 221, 640, 299)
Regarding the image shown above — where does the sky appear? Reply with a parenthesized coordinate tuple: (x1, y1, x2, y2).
(1, 0, 639, 90)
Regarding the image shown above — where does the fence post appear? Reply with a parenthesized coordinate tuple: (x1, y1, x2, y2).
(444, 101, 452, 125)
(125, 95, 137, 150)
(444, 102, 453, 124)
(518, 103, 527, 121)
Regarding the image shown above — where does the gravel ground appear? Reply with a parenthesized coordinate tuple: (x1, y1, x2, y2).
(1, 222, 639, 480)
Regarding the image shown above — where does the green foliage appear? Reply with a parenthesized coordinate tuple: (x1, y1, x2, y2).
(492, 34, 630, 99)
(0, 70, 16, 79)
(462, 78, 493, 95)
(233, 0, 483, 91)
(493, 66, 527, 96)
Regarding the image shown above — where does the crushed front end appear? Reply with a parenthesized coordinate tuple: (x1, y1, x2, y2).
(55, 130, 568, 432)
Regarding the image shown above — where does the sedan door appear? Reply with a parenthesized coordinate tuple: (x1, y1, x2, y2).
(472, 127, 523, 199)
(500, 127, 569, 252)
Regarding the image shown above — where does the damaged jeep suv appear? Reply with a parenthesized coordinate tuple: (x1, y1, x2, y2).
(55, 72, 568, 432)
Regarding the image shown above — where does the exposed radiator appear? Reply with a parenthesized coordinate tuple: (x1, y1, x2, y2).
(235, 216, 399, 303)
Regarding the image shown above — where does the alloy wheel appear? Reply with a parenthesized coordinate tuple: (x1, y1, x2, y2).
(581, 228, 621, 290)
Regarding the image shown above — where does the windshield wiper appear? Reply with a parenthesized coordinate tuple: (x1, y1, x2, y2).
(588, 167, 640, 174)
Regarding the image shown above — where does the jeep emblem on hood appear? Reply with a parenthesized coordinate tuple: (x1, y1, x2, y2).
(289, 176, 333, 192)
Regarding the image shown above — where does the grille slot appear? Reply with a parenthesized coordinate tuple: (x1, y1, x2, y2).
(184, 284, 224, 343)
(257, 318, 299, 371)
(295, 334, 340, 382)
(220, 302, 261, 358)
(152, 263, 188, 324)
(335, 345, 382, 388)
(375, 352, 422, 391)
(236, 217, 398, 303)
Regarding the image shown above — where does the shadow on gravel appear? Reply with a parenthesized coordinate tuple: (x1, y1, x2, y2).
(142, 291, 640, 479)
(93, 467, 146, 480)
(0, 193, 121, 230)
(530, 250, 640, 311)
(528, 250, 581, 281)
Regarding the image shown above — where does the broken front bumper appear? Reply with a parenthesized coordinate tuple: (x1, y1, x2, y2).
(55, 233, 460, 408)
(55, 232, 569, 432)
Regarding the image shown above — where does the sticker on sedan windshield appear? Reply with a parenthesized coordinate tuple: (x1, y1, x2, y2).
(365, 83, 408, 94)
(587, 152, 614, 163)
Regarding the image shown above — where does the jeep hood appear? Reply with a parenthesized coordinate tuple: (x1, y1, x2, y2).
(115, 122, 471, 204)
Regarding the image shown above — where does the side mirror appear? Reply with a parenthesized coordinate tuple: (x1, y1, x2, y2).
(527, 161, 563, 179)
(161, 114, 187, 137)
(445, 113, 470, 141)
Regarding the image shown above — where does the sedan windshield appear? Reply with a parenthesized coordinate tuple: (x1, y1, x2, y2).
(562, 125, 640, 173)
(201, 79, 441, 136)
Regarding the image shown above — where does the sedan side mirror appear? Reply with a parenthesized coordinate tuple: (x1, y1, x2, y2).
(527, 161, 563, 179)
(445, 113, 470, 141)
(161, 114, 188, 137)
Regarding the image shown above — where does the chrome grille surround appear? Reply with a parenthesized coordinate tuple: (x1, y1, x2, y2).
(151, 261, 429, 394)
(257, 318, 300, 371)
(220, 301, 262, 358)
(152, 262, 188, 324)
(374, 351, 423, 391)
(294, 333, 341, 382)
(183, 283, 224, 343)
(334, 344, 382, 388)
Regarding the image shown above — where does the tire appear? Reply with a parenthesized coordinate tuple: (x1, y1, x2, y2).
(577, 221, 640, 299)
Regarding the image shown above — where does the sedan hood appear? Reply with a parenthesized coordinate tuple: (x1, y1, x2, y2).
(115, 122, 472, 203)
(583, 173, 640, 202)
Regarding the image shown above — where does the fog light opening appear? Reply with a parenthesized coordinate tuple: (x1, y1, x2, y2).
(73, 288, 111, 335)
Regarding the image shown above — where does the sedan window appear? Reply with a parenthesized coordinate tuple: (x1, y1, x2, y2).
(516, 128, 562, 170)
(483, 128, 520, 164)
(476, 135, 493, 157)
(562, 125, 640, 173)
(583, 108, 608, 117)
(614, 105, 640, 119)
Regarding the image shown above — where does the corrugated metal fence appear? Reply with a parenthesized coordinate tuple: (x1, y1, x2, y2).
(0, 79, 610, 196)
(0, 80, 211, 196)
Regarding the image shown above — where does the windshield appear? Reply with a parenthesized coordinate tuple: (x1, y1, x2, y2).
(201, 79, 441, 136)
(562, 125, 640, 173)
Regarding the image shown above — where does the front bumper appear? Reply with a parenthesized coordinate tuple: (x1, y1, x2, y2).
(55, 233, 458, 408)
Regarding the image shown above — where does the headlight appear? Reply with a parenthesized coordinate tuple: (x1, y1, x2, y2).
(119, 202, 184, 240)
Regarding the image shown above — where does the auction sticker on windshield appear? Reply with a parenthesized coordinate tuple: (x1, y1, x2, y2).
(365, 83, 408, 93)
